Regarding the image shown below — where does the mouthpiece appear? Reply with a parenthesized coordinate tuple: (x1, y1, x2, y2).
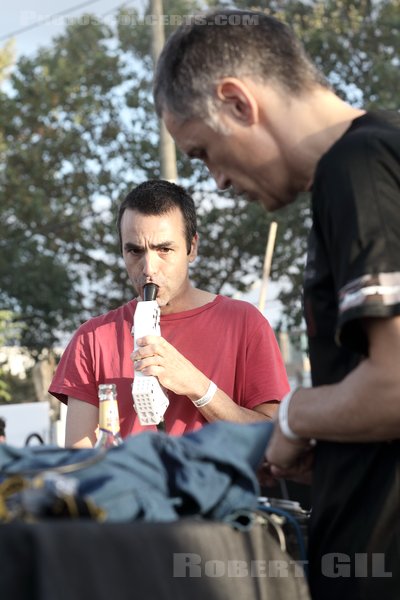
(143, 283, 158, 302)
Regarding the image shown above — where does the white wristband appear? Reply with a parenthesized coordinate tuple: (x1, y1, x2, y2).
(279, 389, 301, 440)
(279, 389, 317, 446)
(192, 381, 217, 408)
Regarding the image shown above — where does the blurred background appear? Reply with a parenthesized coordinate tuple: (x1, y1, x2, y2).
(0, 0, 398, 444)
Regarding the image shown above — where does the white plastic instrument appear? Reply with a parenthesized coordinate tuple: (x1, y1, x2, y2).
(131, 284, 169, 426)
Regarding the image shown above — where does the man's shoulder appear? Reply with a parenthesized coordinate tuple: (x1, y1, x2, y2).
(317, 111, 400, 184)
(331, 111, 400, 157)
(351, 110, 400, 131)
(217, 295, 269, 321)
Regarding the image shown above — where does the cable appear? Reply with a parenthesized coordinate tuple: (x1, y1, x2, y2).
(0, 0, 104, 42)
(100, 1, 137, 18)
(257, 505, 309, 575)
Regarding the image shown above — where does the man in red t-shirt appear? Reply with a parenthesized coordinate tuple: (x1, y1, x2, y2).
(49, 180, 289, 447)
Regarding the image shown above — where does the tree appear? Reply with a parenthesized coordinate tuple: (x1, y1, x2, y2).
(0, 18, 130, 352)
(0, 0, 398, 353)
(0, 310, 25, 402)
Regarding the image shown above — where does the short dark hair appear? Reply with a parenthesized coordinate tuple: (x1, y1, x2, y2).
(117, 180, 197, 254)
(154, 9, 328, 123)
(0, 417, 6, 437)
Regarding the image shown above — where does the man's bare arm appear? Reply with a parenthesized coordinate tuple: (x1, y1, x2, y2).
(133, 335, 281, 423)
(266, 315, 400, 475)
(291, 315, 400, 442)
(65, 398, 98, 448)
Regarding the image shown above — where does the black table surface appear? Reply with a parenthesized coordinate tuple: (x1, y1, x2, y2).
(0, 518, 310, 600)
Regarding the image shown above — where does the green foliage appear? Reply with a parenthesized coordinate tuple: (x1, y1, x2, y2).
(270, 0, 400, 110)
(0, 311, 22, 347)
(193, 194, 271, 292)
(0, 0, 398, 353)
(0, 368, 36, 405)
(0, 311, 25, 402)
(0, 17, 132, 350)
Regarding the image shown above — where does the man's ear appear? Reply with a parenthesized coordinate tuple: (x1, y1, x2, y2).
(188, 233, 199, 262)
(216, 78, 259, 125)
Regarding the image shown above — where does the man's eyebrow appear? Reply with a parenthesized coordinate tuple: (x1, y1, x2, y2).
(123, 242, 141, 251)
(152, 240, 175, 249)
(123, 240, 176, 250)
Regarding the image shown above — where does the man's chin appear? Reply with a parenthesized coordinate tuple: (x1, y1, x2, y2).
(242, 189, 274, 210)
(259, 188, 299, 212)
(240, 189, 271, 207)
(156, 296, 168, 308)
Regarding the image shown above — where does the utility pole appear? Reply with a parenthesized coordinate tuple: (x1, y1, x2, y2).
(150, 0, 178, 182)
(258, 221, 278, 313)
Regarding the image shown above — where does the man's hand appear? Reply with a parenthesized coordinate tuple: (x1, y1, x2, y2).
(265, 420, 314, 485)
(131, 335, 209, 399)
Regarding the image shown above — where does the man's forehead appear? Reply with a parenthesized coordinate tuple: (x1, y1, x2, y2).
(122, 207, 182, 225)
(121, 208, 185, 238)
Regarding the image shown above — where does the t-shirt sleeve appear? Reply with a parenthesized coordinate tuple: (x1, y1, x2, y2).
(48, 325, 99, 407)
(314, 128, 400, 355)
(242, 309, 290, 409)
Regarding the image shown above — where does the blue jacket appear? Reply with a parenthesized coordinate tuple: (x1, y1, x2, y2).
(0, 420, 273, 522)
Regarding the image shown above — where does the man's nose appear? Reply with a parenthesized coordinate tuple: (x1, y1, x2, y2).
(143, 251, 158, 276)
(213, 170, 231, 191)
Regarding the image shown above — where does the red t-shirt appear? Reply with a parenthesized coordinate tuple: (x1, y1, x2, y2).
(49, 295, 289, 436)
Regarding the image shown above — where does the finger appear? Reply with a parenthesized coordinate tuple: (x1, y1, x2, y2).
(141, 364, 164, 377)
(133, 351, 159, 369)
(136, 335, 163, 347)
(133, 343, 160, 361)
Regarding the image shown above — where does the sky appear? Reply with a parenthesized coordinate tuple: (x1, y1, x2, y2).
(0, 0, 142, 59)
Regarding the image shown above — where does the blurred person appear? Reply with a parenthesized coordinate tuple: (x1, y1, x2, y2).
(49, 180, 289, 448)
(0, 417, 6, 443)
(154, 9, 400, 600)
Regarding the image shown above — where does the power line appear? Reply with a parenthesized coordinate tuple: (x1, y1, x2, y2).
(0, 0, 104, 43)
(100, 1, 137, 18)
